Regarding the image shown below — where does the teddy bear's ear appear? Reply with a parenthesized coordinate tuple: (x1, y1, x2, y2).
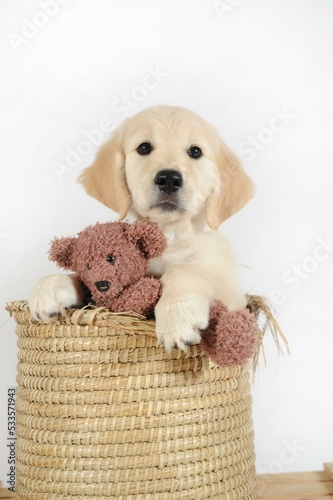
(128, 221, 167, 259)
(48, 236, 77, 270)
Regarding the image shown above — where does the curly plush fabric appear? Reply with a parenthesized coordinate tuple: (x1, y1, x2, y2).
(200, 302, 260, 367)
(49, 221, 167, 316)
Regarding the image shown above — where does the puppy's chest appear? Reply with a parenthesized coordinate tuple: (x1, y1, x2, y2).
(148, 241, 195, 277)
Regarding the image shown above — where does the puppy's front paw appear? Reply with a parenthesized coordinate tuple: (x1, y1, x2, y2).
(28, 274, 87, 322)
(157, 327, 202, 353)
(155, 298, 209, 352)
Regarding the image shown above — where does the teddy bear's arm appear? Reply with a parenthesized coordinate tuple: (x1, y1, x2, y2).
(109, 277, 162, 316)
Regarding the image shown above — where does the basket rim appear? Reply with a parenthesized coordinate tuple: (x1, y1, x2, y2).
(6, 300, 157, 335)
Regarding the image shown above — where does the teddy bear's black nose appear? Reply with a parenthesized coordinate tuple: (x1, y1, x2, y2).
(95, 280, 110, 292)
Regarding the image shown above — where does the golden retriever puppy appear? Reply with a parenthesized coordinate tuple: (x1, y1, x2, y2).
(29, 105, 254, 351)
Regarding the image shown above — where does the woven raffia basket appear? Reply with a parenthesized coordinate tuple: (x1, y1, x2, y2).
(8, 301, 258, 499)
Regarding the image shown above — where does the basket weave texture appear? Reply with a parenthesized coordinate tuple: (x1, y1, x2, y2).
(10, 301, 257, 499)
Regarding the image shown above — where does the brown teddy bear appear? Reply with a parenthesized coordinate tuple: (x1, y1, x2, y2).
(49, 220, 259, 366)
(49, 220, 166, 317)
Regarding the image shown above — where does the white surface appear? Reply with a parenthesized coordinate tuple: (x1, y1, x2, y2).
(1, 0, 333, 482)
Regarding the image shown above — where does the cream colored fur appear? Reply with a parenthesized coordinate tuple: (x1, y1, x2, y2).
(29, 106, 254, 351)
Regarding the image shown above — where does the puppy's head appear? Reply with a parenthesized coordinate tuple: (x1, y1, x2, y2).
(79, 106, 254, 229)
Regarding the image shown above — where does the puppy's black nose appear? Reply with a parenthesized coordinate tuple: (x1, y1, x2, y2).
(154, 169, 183, 194)
(95, 280, 110, 292)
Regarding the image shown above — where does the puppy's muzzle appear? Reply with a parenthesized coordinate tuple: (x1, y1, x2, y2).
(154, 169, 183, 195)
(95, 280, 110, 292)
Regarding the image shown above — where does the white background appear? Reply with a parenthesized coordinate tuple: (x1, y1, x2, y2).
(1, 0, 333, 485)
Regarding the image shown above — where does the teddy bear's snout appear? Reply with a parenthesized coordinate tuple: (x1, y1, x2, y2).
(95, 280, 110, 293)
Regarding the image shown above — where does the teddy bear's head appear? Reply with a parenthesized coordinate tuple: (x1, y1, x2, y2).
(49, 221, 166, 306)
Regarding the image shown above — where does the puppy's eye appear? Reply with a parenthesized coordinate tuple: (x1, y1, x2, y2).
(107, 254, 115, 264)
(137, 142, 152, 155)
(86, 262, 91, 269)
(188, 146, 202, 159)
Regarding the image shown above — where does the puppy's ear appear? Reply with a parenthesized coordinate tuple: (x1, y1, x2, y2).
(78, 127, 131, 219)
(205, 140, 254, 229)
(49, 236, 77, 270)
(128, 221, 167, 259)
